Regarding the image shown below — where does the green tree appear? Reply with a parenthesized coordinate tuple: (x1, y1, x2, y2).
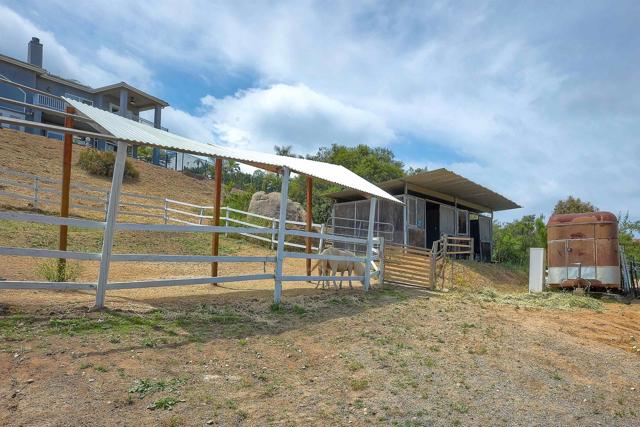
(310, 144, 405, 183)
(274, 145, 300, 157)
(553, 196, 597, 215)
(618, 212, 640, 263)
(290, 144, 406, 223)
(493, 214, 547, 266)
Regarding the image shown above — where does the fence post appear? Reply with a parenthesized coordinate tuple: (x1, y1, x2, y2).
(33, 176, 40, 210)
(430, 246, 437, 290)
(378, 236, 385, 286)
(57, 106, 75, 278)
(95, 141, 128, 309)
(199, 207, 204, 225)
(104, 191, 110, 221)
(274, 167, 290, 304)
(270, 219, 276, 250)
(364, 197, 377, 291)
(224, 208, 230, 237)
(163, 198, 168, 224)
(318, 224, 325, 254)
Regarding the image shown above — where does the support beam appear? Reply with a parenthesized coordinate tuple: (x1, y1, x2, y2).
(211, 157, 223, 278)
(57, 106, 75, 279)
(274, 167, 290, 304)
(403, 183, 408, 246)
(95, 141, 128, 309)
(364, 197, 377, 291)
(152, 106, 162, 165)
(305, 176, 313, 276)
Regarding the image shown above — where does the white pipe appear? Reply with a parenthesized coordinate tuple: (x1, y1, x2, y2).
(95, 141, 128, 308)
(274, 167, 290, 304)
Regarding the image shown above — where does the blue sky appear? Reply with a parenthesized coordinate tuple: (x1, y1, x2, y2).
(1, 1, 638, 222)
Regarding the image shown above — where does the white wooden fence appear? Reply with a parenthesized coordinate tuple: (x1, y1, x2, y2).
(0, 164, 382, 307)
(0, 166, 325, 251)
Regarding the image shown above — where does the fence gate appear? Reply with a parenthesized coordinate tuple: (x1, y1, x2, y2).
(383, 243, 433, 287)
(382, 236, 473, 289)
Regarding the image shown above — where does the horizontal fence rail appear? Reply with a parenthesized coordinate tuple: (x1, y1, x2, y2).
(0, 281, 96, 290)
(107, 274, 275, 290)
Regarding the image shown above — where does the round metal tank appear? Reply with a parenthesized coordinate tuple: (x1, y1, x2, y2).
(547, 212, 620, 290)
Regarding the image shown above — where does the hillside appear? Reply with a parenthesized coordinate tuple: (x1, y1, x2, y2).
(0, 129, 216, 206)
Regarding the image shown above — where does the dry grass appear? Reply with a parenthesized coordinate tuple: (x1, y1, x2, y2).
(0, 129, 216, 212)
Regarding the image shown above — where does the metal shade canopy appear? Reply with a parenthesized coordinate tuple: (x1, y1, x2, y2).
(326, 168, 520, 212)
(64, 98, 401, 204)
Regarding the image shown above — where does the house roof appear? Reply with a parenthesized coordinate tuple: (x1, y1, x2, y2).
(93, 82, 169, 108)
(326, 168, 520, 212)
(65, 97, 401, 204)
(0, 53, 168, 108)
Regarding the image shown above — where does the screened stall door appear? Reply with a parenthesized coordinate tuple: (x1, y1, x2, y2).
(406, 195, 426, 248)
(439, 205, 455, 236)
(456, 209, 469, 236)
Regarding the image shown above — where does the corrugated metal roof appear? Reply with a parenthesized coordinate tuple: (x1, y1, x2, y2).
(326, 168, 520, 212)
(65, 98, 401, 204)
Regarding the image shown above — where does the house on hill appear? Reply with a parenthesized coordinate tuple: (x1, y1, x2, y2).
(0, 37, 207, 171)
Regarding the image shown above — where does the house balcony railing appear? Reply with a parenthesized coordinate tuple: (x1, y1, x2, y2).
(33, 93, 66, 111)
(137, 116, 168, 132)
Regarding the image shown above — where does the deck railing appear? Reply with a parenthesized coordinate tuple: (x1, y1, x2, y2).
(33, 93, 66, 111)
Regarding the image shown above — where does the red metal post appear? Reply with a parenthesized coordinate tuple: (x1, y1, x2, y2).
(58, 106, 75, 277)
(211, 157, 223, 278)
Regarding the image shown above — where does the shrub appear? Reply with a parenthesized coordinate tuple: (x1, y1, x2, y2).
(37, 259, 82, 282)
(78, 149, 139, 180)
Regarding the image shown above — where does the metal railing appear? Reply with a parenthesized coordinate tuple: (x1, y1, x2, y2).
(137, 116, 169, 132)
(33, 93, 66, 111)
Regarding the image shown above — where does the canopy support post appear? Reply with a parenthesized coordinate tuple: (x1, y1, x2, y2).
(57, 106, 75, 280)
(211, 157, 223, 279)
(274, 167, 290, 304)
(364, 197, 377, 291)
(95, 141, 128, 309)
(305, 176, 313, 276)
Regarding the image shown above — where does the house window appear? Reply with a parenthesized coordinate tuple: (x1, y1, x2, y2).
(457, 209, 468, 235)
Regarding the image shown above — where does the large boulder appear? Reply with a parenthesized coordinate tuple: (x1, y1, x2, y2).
(248, 191, 306, 222)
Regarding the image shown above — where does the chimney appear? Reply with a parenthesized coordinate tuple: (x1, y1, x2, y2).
(27, 37, 43, 68)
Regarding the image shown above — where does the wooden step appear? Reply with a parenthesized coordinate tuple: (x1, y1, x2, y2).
(384, 258, 431, 269)
(384, 264, 430, 276)
(384, 270, 430, 284)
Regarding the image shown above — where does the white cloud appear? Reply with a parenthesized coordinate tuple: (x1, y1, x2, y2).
(200, 84, 394, 152)
(0, 5, 154, 89)
(159, 83, 394, 158)
(2, 1, 639, 221)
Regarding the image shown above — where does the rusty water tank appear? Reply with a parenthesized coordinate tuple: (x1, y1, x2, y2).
(547, 212, 620, 290)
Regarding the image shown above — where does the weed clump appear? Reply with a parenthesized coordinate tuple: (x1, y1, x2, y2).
(78, 149, 139, 180)
(37, 259, 82, 282)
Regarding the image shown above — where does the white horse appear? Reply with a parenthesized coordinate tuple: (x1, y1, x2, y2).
(312, 247, 365, 289)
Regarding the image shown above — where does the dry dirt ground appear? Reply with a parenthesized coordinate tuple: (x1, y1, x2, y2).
(2, 261, 640, 427)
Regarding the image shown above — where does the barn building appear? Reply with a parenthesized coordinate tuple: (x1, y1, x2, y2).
(327, 169, 520, 261)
